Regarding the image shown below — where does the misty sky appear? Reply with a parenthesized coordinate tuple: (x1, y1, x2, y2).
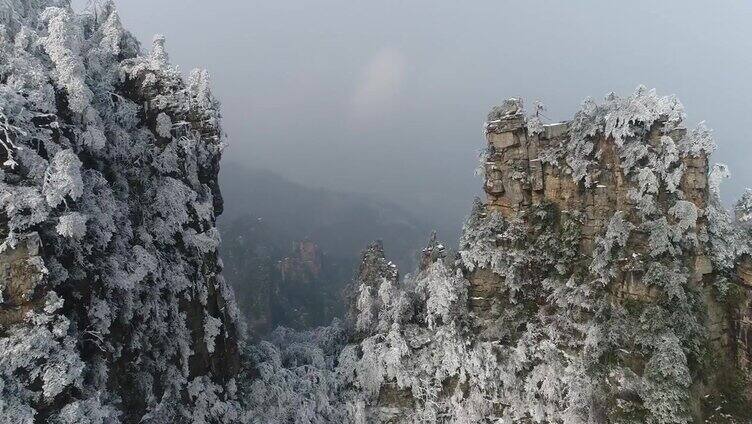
(75, 0, 752, 234)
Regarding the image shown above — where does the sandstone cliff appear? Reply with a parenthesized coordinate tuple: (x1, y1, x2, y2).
(466, 89, 752, 420)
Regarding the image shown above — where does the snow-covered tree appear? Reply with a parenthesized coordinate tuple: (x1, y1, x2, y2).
(0, 2, 240, 421)
(736, 189, 752, 226)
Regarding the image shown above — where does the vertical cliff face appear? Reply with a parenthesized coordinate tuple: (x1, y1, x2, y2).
(468, 88, 752, 419)
(0, 2, 240, 422)
(278, 240, 323, 283)
(478, 90, 751, 359)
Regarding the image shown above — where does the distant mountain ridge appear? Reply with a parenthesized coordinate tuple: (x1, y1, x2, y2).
(218, 163, 438, 332)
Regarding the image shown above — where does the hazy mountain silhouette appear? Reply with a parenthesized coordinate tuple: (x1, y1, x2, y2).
(218, 163, 439, 333)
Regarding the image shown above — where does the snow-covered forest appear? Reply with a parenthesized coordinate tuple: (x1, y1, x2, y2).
(1, 2, 752, 423)
(0, 1, 240, 421)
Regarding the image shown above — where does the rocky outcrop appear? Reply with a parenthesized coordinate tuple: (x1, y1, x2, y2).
(348, 240, 400, 340)
(0, 233, 44, 328)
(734, 255, 752, 371)
(483, 97, 707, 253)
(474, 90, 752, 418)
(278, 240, 323, 283)
(418, 232, 446, 271)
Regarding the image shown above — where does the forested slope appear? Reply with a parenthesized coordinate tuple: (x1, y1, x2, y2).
(0, 2, 241, 421)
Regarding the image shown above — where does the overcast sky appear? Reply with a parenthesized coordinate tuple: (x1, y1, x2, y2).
(75, 0, 752, 234)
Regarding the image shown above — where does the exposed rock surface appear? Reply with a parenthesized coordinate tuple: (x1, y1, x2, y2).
(278, 240, 323, 283)
(0, 233, 44, 328)
(479, 92, 750, 363)
(470, 89, 752, 420)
